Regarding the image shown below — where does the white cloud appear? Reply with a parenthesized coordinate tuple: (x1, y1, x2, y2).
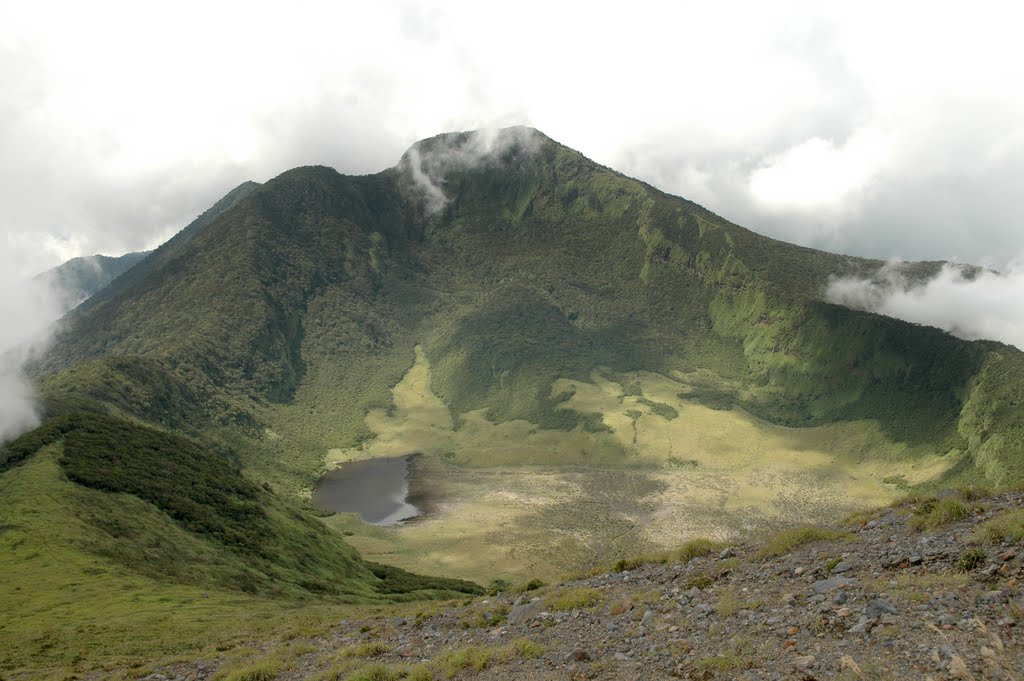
(825, 260, 1024, 351)
(1, 0, 1024, 273)
(0, 242, 59, 442)
(749, 131, 890, 212)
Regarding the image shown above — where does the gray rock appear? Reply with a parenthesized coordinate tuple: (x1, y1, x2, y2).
(641, 609, 654, 627)
(866, 598, 898, 620)
(793, 655, 816, 670)
(508, 599, 545, 626)
(832, 560, 855, 574)
(848, 618, 873, 634)
(811, 576, 857, 594)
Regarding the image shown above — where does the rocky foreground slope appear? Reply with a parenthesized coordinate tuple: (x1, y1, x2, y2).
(139, 490, 1023, 681)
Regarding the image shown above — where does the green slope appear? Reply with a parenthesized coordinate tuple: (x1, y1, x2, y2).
(0, 446, 479, 678)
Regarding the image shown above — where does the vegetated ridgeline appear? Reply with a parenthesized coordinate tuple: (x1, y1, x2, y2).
(129, 487, 1024, 680)
(34, 180, 260, 315)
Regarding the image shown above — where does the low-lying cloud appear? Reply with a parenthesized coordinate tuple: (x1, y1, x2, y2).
(402, 127, 541, 215)
(0, 246, 59, 443)
(825, 260, 1024, 351)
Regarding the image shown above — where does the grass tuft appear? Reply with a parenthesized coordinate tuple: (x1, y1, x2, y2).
(507, 578, 545, 594)
(675, 538, 727, 563)
(755, 526, 846, 559)
(337, 642, 393, 659)
(508, 637, 547, 659)
(956, 548, 987, 572)
(684, 574, 713, 590)
(544, 587, 604, 611)
(693, 653, 749, 672)
(214, 656, 283, 681)
(970, 509, 1024, 545)
(910, 498, 974, 531)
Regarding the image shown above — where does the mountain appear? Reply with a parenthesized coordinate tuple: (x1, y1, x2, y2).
(33, 181, 263, 315)
(33, 127, 1024, 487)
(4, 127, 1024, 676)
(35, 250, 150, 313)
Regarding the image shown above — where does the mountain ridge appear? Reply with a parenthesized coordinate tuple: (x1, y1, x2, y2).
(35, 250, 151, 314)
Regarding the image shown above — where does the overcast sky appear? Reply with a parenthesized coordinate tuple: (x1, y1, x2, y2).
(2, 0, 1023, 275)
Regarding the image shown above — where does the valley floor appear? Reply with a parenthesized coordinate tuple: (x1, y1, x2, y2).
(315, 351, 948, 585)
(131, 490, 1024, 681)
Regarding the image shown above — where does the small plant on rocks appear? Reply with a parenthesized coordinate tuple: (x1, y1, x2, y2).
(755, 526, 846, 559)
(684, 573, 713, 590)
(545, 587, 603, 611)
(910, 498, 974, 531)
(508, 578, 545, 594)
(956, 547, 987, 572)
(675, 538, 727, 563)
(970, 508, 1024, 544)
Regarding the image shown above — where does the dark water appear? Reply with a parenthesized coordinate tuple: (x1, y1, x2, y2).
(311, 455, 422, 525)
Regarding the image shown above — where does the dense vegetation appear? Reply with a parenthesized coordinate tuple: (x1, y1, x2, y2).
(1, 413, 481, 601)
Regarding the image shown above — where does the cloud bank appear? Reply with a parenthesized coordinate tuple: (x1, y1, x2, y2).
(3, 1, 1024, 277)
(0, 244, 59, 442)
(825, 261, 1024, 351)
